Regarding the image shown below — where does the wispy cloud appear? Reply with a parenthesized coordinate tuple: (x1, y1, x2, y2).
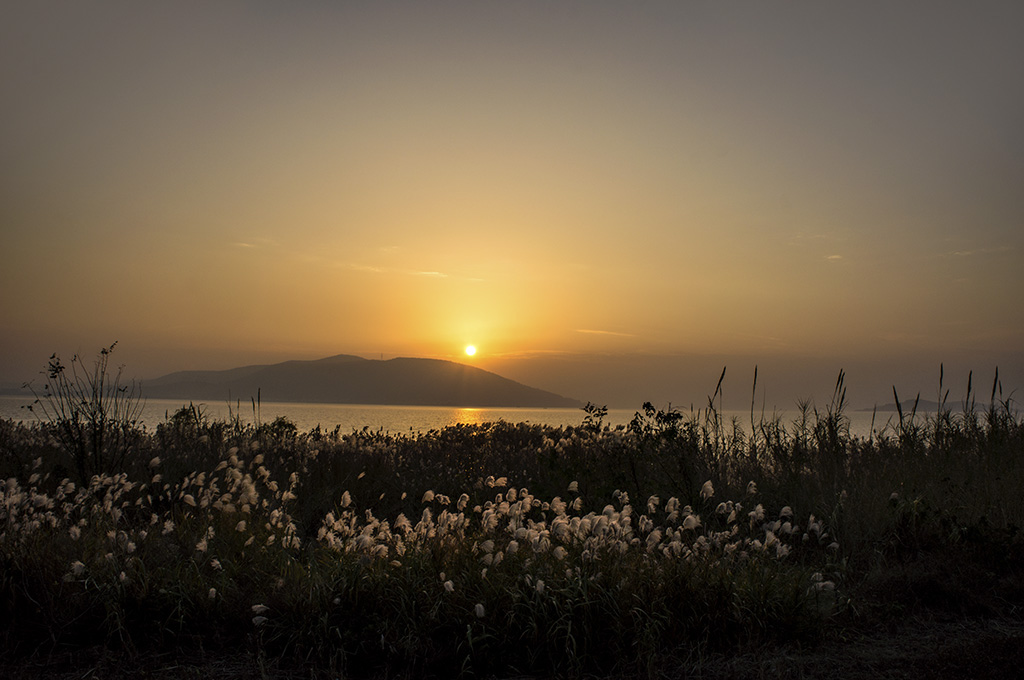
(341, 263, 482, 281)
(231, 236, 281, 250)
(345, 263, 387, 274)
(825, 254, 843, 261)
(485, 349, 577, 359)
(788, 230, 844, 248)
(576, 329, 636, 338)
(734, 332, 792, 348)
(947, 246, 1013, 257)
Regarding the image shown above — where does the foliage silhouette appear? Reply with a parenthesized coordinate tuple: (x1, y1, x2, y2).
(24, 343, 144, 484)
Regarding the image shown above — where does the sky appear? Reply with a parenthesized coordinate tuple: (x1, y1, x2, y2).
(2, 1, 1022, 410)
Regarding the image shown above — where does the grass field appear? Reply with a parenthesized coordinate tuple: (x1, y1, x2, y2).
(2, 365, 1022, 678)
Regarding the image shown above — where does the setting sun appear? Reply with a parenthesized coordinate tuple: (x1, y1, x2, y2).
(465, 345, 477, 357)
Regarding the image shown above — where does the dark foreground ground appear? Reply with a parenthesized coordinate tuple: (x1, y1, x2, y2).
(6, 614, 1024, 680)
(4, 387, 1022, 680)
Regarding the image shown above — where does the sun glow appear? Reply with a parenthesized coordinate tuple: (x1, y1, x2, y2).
(465, 345, 477, 357)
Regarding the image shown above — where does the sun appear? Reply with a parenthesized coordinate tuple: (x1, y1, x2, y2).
(464, 345, 477, 357)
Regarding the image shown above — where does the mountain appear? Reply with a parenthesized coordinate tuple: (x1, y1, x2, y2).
(859, 398, 992, 413)
(143, 354, 582, 408)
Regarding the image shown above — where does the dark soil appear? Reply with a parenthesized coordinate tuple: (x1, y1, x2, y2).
(5, 615, 1024, 680)
(692, 615, 1024, 680)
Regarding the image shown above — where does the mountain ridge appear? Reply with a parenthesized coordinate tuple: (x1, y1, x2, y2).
(143, 354, 582, 408)
(857, 398, 994, 413)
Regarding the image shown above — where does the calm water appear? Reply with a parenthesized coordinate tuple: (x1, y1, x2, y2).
(1, 394, 608, 433)
(1, 394, 890, 438)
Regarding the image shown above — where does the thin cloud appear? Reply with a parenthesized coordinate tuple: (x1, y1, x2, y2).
(341, 263, 481, 281)
(486, 349, 577, 359)
(947, 246, 1013, 257)
(734, 332, 791, 348)
(825, 254, 843, 261)
(576, 329, 637, 338)
(232, 237, 280, 250)
(788, 231, 842, 248)
(344, 263, 387, 274)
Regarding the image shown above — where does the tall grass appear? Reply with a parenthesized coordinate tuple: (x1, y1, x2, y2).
(1, 368, 1021, 677)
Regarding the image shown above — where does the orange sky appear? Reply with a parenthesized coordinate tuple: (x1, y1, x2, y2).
(2, 2, 1022, 408)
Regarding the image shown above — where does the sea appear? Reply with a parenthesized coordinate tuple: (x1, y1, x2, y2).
(1, 394, 893, 439)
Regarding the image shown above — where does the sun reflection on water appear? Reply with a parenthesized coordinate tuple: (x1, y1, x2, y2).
(450, 408, 484, 427)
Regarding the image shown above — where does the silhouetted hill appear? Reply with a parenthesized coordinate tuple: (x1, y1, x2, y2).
(144, 354, 582, 408)
(858, 399, 998, 413)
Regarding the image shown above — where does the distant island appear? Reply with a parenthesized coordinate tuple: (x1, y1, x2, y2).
(857, 398, 992, 413)
(142, 354, 583, 408)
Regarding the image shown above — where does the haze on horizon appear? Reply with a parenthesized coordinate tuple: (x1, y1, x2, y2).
(2, 2, 1022, 411)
